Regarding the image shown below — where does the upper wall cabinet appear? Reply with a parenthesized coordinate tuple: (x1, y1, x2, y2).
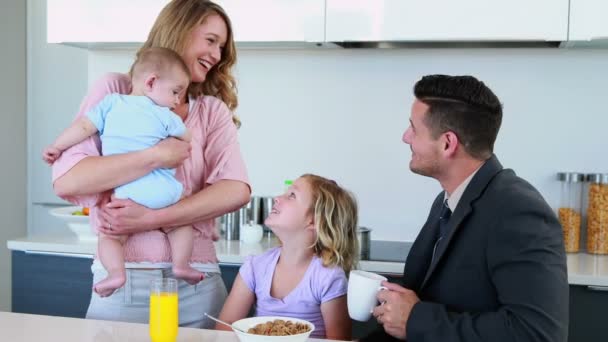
(47, 0, 168, 46)
(47, 0, 325, 48)
(569, 0, 608, 41)
(215, 0, 325, 44)
(326, 0, 569, 42)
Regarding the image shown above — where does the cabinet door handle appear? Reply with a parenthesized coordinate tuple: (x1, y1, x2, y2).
(24, 250, 93, 259)
(587, 285, 608, 292)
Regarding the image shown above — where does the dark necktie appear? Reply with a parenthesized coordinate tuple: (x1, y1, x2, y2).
(438, 199, 452, 238)
(432, 199, 452, 262)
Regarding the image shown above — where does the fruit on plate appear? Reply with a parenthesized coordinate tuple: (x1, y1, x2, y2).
(72, 207, 90, 216)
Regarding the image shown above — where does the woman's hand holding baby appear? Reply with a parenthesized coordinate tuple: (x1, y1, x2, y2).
(151, 137, 191, 169)
(97, 196, 158, 235)
(95, 137, 191, 236)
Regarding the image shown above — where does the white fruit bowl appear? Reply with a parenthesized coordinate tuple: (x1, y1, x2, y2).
(231, 316, 314, 342)
(49, 206, 96, 241)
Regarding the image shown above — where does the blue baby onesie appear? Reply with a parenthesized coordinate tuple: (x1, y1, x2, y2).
(87, 94, 186, 209)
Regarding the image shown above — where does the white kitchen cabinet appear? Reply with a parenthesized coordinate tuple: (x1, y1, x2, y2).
(47, 0, 325, 47)
(47, 0, 168, 46)
(569, 0, 608, 41)
(215, 0, 325, 43)
(326, 0, 569, 42)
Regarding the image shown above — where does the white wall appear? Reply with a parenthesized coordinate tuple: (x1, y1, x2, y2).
(28, 0, 88, 237)
(86, 48, 608, 241)
(0, 0, 27, 311)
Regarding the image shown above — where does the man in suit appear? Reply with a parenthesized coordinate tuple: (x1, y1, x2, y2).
(362, 75, 568, 341)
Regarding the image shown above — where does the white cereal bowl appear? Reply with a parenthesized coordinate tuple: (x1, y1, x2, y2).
(232, 316, 315, 342)
(49, 206, 96, 241)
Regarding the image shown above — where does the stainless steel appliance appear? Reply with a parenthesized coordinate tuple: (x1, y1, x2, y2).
(357, 227, 371, 260)
(220, 196, 275, 240)
(222, 210, 240, 241)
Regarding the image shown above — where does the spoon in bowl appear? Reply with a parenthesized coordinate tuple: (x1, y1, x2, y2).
(204, 313, 247, 333)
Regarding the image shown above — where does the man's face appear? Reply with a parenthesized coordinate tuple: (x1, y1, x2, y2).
(402, 99, 443, 178)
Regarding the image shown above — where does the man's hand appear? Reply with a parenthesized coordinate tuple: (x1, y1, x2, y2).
(372, 281, 420, 340)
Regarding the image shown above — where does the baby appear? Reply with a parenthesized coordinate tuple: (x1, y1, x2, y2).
(43, 47, 203, 297)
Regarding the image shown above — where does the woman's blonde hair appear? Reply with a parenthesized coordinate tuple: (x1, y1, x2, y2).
(302, 174, 359, 274)
(136, 0, 240, 127)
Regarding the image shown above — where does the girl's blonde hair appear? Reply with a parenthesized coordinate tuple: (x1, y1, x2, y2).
(302, 174, 359, 274)
(136, 0, 240, 127)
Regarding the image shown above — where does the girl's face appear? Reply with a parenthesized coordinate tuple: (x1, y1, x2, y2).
(181, 14, 227, 83)
(264, 178, 315, 234)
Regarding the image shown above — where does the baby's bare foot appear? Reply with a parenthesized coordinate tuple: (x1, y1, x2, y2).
(93, 273, 126, 297)
(173, 266, 204, 285)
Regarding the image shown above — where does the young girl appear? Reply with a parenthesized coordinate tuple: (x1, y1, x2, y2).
(216, 174, 359, 340)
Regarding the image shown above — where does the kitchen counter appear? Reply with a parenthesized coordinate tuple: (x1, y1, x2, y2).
(567, 252, 608, 286)
(0, 312, 344, 342)
(7, 235, 608, 285)
(6, 235, 405, 274)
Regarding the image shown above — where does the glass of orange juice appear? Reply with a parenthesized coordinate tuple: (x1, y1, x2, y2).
(149, 278, 178, 342)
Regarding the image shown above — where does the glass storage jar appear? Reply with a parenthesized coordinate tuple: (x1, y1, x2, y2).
(586, 173, 608, 254)
(557, 172, 584, 253)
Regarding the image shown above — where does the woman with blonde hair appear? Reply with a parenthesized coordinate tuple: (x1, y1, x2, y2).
(52, 0, 250, 328)
(216, 174, 358, 340)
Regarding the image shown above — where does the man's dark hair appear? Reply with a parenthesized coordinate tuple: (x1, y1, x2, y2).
(414, 74, 503, 160)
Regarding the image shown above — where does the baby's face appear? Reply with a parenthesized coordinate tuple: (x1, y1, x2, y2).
(148, 72, 189, 109)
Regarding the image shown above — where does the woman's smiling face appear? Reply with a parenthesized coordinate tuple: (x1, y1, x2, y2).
(181, 14, 227, 83)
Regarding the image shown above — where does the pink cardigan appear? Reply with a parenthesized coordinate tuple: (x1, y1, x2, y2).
(52, 73, 249, 263)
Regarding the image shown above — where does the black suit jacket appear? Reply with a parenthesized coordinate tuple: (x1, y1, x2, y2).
(363, 155, 568, 342)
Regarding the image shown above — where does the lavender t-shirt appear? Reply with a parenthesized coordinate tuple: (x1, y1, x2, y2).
(239, 247, 347, 338)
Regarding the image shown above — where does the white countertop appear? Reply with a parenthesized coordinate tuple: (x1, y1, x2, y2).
(7, 235, 608, 285)
(0, 312, 343, 342)
(567, 252, 608, 286)
(6, 234, 405, 274)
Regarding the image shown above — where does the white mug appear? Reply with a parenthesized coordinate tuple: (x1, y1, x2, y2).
(347, 270, 387, 321)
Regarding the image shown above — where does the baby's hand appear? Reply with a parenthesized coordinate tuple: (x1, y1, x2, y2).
(42, 146, 62, 165)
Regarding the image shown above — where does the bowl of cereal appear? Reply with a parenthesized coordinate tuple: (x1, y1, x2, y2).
(232, 316, 314, 342)
(49, 206, 95, 241)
